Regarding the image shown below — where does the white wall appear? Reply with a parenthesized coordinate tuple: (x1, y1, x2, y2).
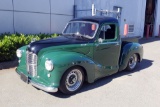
(50, 0, 73, 33)
(75, 0, 147, 38)
(0, 0, 13, 10)
(1, 0, 159, 36)
(0, 0, 14, 33)
(0, 0, 74, 34)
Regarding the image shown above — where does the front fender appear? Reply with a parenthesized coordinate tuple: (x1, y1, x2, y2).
(39, 51, 96, 87)
(119, 43, 143, 71)
(16, 45, 28, 75)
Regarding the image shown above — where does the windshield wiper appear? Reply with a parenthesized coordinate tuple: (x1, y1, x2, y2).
(80, 35, 91, 40)
(73, 33, 90, 40)
(63, 33, 90, 40)
(62, 34, 74, 38)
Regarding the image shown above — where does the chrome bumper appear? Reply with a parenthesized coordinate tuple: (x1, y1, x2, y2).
(16, 69, 58, 93)
(30, 80, 58, 93)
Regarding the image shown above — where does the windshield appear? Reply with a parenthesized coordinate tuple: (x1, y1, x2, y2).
(63, 21, 98, 39)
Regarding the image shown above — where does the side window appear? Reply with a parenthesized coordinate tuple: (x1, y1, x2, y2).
(99, 24, 116, 40)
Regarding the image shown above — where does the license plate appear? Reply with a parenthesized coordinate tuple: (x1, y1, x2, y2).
(20, 73, 28, 83)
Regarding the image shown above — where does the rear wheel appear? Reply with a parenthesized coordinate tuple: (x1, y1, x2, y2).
(59, 67, 84, 94)
(126, 54, 138, 71)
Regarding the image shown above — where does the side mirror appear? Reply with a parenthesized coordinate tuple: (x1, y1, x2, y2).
(98, 38, 103, 43)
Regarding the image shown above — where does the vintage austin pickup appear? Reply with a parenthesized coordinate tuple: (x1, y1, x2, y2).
(16, 16, 143, 94)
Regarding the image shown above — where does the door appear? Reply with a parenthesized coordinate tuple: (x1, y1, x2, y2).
(94, 23, 121, 78)
(144, 0, 157, 37)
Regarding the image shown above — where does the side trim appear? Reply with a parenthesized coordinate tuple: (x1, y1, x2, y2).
(30, 81, 58, 93)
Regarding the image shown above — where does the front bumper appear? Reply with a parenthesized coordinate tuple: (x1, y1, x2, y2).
(16, 68, 58, 93)
(30, 80, 58, 93)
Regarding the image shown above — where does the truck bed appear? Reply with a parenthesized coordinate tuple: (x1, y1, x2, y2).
(121, 36, 141, 43)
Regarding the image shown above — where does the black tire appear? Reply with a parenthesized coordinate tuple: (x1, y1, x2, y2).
(126, 54, 138, 71)
(59, 67, 84, 94)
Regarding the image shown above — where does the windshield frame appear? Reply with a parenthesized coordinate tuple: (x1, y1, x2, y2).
(62, 21, 99, 39)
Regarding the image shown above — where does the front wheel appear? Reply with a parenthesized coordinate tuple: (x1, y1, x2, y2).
(59, 67, 84, 94)
(126, 54, 138, 71)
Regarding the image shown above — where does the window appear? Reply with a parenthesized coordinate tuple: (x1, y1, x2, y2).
(63, 21, 98, 39)
(99, 24, 116, 40)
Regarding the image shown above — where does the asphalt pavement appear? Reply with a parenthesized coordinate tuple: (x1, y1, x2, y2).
(0, 37, 160, 107)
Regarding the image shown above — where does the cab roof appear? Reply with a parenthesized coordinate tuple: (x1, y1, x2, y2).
(71, 16, 118, 24)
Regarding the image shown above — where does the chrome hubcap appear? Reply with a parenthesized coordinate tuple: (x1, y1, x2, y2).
(129, 54, 137, 69)
(66, 69, 82, 92)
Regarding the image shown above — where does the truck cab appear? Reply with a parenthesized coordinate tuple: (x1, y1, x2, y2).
(16, 16, 143, 94)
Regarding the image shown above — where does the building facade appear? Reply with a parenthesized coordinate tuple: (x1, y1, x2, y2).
(0, 0, 160, 38)
(0, 0, 74, 34)
(75, 0, 160, 38)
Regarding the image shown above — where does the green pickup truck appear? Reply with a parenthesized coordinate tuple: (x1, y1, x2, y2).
(16, 16, 143, 94)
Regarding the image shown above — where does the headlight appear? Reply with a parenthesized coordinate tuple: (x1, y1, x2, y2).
(16, 49, 22, 58)
(45, 59, 54, 71)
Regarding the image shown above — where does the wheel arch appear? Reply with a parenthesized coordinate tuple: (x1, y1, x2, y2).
(136, 53, 140, 62)
(119, 42, 143, 71)
(60, 65, 88, 83)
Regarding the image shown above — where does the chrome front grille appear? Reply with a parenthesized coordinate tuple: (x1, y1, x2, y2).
(26, 51, 37, 77)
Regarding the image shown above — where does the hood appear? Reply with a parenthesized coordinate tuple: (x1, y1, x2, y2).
(27, 36, 93, 54)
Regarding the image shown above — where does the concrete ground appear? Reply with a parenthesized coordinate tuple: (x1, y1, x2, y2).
(0, 37, 160, 107)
